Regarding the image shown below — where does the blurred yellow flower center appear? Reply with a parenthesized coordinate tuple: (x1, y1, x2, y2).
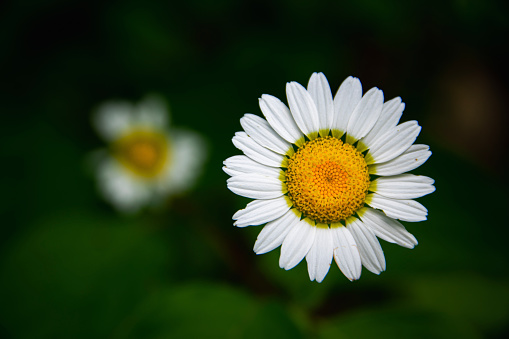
(285, 136, 370, 224)
(113, 130, 169, 178)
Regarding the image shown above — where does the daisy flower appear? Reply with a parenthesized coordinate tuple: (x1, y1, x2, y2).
(223, 73, 434, 282)
(92, 95, 206, 213)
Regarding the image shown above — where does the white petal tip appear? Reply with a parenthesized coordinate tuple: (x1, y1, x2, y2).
(403, 238, 418, 249)
(401, 243, 415, 249)
(315, 276, 326, 283)
(346, 276, 358, 282)
(253, 246, 265, 255)
(279, 261, 297, 271)
(340, 268, 361, 282)
(233, 221, 247, 227)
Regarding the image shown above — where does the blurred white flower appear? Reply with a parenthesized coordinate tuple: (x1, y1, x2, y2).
(92, 95, 206, 213)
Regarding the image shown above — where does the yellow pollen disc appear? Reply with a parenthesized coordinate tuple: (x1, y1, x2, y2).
(285, 136, 370, 224)
(112, 129, 169, 178)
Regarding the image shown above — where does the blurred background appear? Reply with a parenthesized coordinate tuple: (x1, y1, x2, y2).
(1, 0, 508, 338)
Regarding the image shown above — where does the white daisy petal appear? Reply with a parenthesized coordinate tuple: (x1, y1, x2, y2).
(254, 210, 300, 254)
(372, 174, 435, 200)
(223, 155, 282, 178)
(331, 225, 362, 281)
(93, 101, 133, 141)
(358, 207, 418, 249)
(286, 81, 320, 140)
(240, 114, 292, 155)
(305, 225, 334, 282)
(345, 87, 384, 144)
(97, 158, 151, 213)
(346, 217, 386, 274)
(279, 219, 316, 270)
(232, 132, 286, 168)
(158, 129, 206, 196)
(227, 173, 285, 200)
(367, 193, 428, 222)
(259, 94, 303, 144)
(307, 72, 334, 136)
(135, 95, 169, 128)
(365, 121, 421, 165)
(332, 76, 362, 138)
(370, 144, 432, 176)
(233, 196, 292, 227)
(359, 97, 404, 152)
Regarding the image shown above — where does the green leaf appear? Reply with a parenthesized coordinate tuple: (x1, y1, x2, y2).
(119, 283, 303, 339)
(318, 306, 481, 339)
(0, 211, 169, 339)
(403, 273, 509, 333)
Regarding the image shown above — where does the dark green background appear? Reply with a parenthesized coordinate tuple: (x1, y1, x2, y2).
(1, 0, 508, 338)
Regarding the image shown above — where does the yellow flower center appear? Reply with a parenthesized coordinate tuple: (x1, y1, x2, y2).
(112, 130, 169, 178)
(285, 136, 370, 224)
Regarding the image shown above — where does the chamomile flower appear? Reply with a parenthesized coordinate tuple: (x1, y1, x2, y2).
(93, 95, 205, 213)
(224, 73, 434, 282)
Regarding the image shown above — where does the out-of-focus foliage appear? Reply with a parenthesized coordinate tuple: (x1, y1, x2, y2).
(0, 0, 508, 338)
